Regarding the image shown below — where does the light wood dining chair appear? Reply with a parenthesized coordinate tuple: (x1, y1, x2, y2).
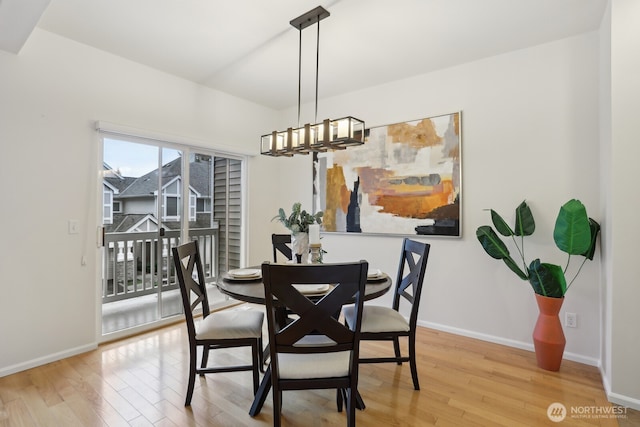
(261, 261, 369, 427)
(343, 238, 431, 390)
(172, 241, 264, 406)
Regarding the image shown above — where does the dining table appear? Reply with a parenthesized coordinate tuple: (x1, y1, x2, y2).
(215, 264, 393, 416)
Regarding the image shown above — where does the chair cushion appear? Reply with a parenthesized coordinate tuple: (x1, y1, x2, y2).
(196, 309, 263, 340)
(277, 350, 351, 379)
(276, 335, 350, 379)
(343, 305, 410, 333)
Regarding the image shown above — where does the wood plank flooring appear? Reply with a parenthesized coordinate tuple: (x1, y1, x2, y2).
(1, 305, 636, 426)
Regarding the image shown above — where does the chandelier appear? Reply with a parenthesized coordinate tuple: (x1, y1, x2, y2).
(260, 6, 365, 157)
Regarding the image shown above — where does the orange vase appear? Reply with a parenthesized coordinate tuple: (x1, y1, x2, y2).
(532, 294, 566, 371)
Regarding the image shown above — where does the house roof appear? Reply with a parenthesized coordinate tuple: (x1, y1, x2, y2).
(117, 156, 211, 199)
(106, 214, 156, 233)
(106, 213, 215, 233)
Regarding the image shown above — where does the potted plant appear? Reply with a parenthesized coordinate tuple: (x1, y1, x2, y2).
(476, 199, 600, 371)
(273, 202, 323, 263)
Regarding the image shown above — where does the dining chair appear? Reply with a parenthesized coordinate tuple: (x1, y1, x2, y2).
(172, 241, 264, 406)
(261, 261, 369, 427)
(271, 233, 293, 263)
(343, 238, 430, 390)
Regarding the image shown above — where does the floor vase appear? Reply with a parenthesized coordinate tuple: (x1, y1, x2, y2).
(532, 294, 566, 371)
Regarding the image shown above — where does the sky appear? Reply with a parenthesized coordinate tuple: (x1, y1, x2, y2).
(103, 138, 181, 177)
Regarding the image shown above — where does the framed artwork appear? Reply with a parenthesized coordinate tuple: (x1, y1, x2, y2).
(313, 112, 461, 237)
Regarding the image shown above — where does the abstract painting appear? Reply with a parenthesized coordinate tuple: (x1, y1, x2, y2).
(313, 112, 461, 237)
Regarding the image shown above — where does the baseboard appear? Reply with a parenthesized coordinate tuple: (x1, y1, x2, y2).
(0, 343, 97, 378)
(599, 365, 640, 411)
(419, 320, 600, 367)
(607, 391, 640, 411)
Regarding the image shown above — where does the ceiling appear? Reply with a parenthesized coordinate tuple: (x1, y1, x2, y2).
(1, 0, 607, 110)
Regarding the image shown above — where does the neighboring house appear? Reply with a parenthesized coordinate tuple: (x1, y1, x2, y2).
(102, 154, 214, 232)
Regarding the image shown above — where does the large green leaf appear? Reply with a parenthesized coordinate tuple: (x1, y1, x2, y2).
(490, 210, 514, 237)
(514, 200, 535, 236)
(553, 199, 591, 255)
(503, 257, 529, 281)
(528, 259, 566, 298)
(476, 226, 528, 279)
(476, 226, 509, 259)
(583, 218, 601, 260)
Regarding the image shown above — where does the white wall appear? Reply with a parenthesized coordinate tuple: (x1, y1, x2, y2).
(260, 32, 603, 366)
(607, 0, 640, 409)
(0, 28, 279, 375)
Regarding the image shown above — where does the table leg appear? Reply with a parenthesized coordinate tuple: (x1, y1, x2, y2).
(249, 366, 272, 416)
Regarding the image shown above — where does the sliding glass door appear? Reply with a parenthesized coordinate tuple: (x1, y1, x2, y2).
(100, 135, 242, 337)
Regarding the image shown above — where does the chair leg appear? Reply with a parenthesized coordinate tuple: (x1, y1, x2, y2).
(258, 336, 265, 373)
(185, 346, 197, 406)
(393, 336, 402, 365)
(409, 333, 420, 390)
(346, 388, 356, 427)
(336, 388, 345, 412)
(272, 389, 282, 427)
(200, 344, 210, 376)
(251, 341, 260, 394)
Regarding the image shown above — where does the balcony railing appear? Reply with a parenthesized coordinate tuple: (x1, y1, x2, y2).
(102, 226, 219, 303)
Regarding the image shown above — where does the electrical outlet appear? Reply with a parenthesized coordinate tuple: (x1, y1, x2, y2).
(565, 312, 577, 328)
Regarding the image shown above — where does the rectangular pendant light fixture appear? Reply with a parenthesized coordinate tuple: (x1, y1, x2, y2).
(260, 6, 365, 157)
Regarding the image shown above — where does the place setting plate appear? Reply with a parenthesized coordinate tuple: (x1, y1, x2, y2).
(367, 268, 386, 282)
(292, 284, 333, 296)
(225, 268, 262, 282)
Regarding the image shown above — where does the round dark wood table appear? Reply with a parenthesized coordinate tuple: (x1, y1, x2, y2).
(216, 267, 392, 304)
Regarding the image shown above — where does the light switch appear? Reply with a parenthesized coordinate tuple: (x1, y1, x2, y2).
(68, 220, 80, 234)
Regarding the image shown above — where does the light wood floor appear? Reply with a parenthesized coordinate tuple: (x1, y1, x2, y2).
(1, 307, 637, 426)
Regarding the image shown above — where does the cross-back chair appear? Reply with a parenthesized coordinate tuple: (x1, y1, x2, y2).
(261, 261, 369, 427)
(271, 233, 293, 263)
(343, 238, 430, 390)
(172, 241, 264, 406)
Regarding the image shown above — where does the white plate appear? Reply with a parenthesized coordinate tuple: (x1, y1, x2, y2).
(367, 269, 382, 279)
(228, 268, 261, 279)
(292, 284, 331, 295)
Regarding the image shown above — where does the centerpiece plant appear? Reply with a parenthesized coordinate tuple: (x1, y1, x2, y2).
(273, 202, 323, 262)
(476, 199, 600, 298)
(273, 202, 323, 233)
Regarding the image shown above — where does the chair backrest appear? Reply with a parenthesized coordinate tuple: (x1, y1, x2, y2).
(261, 261, 368, 364)
(271, 233, 293, 263)
(172, 241, 210, 342)
(392, 238, 431, 328)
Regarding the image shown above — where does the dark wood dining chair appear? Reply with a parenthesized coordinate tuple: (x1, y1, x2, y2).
(261, 261, 369, 427)
(343, 238, 430, 390)
(271, 233, 292, 263)
(172, 241, 264, 406)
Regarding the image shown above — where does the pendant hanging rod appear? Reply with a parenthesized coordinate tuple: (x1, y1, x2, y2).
(314, 14, 320, 125)
(260, 6, 365, 157)
(291, 6, 329, 128)
(297, 27, 302, 128)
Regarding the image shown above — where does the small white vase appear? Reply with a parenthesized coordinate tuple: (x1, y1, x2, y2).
(291, 232, 309, 264)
